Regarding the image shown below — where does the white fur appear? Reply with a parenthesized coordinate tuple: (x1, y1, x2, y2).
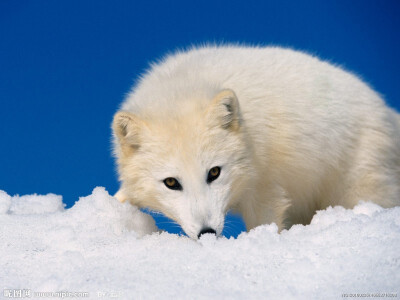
(112, 45, 400, 239)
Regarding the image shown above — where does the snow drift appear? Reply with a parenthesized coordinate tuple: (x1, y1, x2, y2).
(1, 187, 399, 299)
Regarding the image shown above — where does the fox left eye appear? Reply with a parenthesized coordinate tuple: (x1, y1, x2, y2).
(207, 166, 221, 184)
(163, 177, 183, 191)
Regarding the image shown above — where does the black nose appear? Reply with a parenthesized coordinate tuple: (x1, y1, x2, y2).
(198, 227, 216, 238)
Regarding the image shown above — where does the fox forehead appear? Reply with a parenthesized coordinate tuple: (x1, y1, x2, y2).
(138, 118, 229, 175)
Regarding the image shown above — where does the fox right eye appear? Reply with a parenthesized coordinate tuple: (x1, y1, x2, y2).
(163, 177, 183, 191)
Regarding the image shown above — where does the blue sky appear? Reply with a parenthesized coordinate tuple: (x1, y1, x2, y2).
(1, 0, 399, 237)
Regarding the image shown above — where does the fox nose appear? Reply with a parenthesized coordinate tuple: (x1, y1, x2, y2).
(197, 227, 216, 238)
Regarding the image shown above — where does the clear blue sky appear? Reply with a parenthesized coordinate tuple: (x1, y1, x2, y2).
(1, 0, 399, 237)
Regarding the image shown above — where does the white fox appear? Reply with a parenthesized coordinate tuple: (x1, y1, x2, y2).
(112, 45, 400, 239)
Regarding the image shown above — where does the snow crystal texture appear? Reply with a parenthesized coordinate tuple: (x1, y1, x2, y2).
(1, 187, 399, 299)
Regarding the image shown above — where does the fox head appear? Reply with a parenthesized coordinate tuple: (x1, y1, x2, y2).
(112, 89, 253, 239)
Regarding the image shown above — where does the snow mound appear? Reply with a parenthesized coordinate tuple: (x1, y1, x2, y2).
(0, 190, 64, 215)
(1, 187, 399, 299)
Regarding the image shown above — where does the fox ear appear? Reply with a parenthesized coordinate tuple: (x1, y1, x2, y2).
(112, 111, 144, 149)
(207, 89, 241, 131)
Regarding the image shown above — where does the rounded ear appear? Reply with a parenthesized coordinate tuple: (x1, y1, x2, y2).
(207, 89, 241, 131)
(112, 111, 144, 149)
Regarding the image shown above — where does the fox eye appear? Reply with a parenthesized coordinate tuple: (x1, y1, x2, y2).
(207, 166, 221, 184)
(163, 177, 182, 191)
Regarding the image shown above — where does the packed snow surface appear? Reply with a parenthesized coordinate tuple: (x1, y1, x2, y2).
(1, 187, 399, 299)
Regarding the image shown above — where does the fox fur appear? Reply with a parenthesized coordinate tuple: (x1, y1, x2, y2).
(112, 45, 400, 239)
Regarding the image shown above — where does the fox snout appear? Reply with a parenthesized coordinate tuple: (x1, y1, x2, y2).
(180, 211, 225, 240)
(197, 227, 217, 239)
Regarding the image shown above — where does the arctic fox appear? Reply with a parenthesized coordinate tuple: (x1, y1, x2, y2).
(112, 46, 400, 239)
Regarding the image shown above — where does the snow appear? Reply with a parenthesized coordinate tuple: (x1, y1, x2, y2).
(1, 187, 399, 299)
